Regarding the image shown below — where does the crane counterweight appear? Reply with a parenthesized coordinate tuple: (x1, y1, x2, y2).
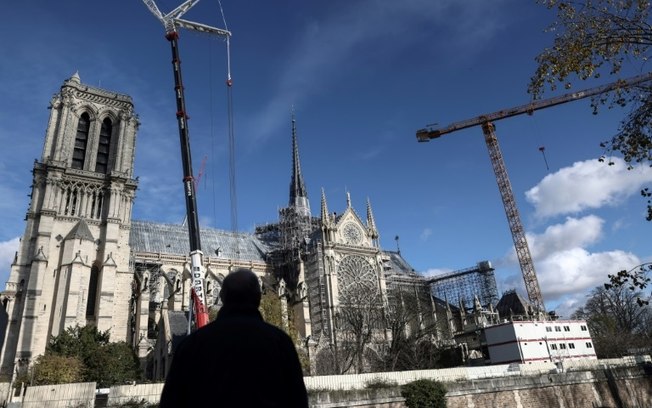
(416, 129, 438, 142)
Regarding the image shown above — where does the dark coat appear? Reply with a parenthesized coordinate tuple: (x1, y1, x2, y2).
(159, 304, 309, 408)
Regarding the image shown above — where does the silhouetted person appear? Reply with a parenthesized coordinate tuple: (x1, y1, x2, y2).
(160, 268, 309, 408)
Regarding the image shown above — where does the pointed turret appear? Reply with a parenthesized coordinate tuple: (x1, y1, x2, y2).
(366, 198, 379, 244)
(289, 111, 310, 217)
(474, 295, 482, 312)
(320, 188, 330, 226)
(320, 188, 335, 243)
(69, 71, 81, 84)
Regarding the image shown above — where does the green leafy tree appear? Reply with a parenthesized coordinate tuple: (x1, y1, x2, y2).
(572, 284, 652, 357)
(84, 342, 141, 387)
(259, 290, 301, 341)
(28, 354, 84, 385)
(259, 291, 284, 328)
(401, 379, 447, 408)
(208, 306, 219, 322)
(259, 290, 310, 373)
(44, 325, 141, 387)
(530, 0, 652, 220)
(47, 324, 110, 359)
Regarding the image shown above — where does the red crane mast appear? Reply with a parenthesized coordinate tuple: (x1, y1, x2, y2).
(142, 0, 232, 331)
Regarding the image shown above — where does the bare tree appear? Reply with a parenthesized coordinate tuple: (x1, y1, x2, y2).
(335, 287, 385, 374)
(572, 284, 652, 357)
(606, 262, 652, 306)
(382, 288, 442, 371)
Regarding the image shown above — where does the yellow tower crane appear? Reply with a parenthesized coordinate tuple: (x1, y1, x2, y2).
(417, 72, 652, 316)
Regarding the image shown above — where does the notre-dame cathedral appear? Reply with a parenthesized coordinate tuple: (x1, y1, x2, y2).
(0, 74, 502, 380)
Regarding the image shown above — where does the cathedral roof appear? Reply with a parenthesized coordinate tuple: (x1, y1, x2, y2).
(382, 251, 420, 278)
(495, 290, 533, 318)
(129, 220, 272, 262)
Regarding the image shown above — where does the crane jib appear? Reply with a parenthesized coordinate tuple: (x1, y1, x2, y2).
(418, 71, 652, 141)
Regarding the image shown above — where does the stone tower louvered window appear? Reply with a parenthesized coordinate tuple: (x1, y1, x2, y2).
(95, 118, 112, 173)
(72, 113, 90, 170)
(86, 264, 100, 317)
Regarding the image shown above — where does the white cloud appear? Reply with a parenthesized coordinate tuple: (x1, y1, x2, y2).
(422, 267, 453, 277)
(526, 215, 603, 259)
(536, 247, 640, 300)
(525, 158, 652, 219)
(551, 294, 589, 320)
(420, 228, 432, 241)
(499, 215, 642, 309)
(0, 237, 20, 281)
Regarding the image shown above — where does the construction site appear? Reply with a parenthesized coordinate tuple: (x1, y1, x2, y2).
(10, 2, 652, 395)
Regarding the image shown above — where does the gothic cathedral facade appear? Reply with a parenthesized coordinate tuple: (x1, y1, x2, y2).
(2, 75, 482, 379)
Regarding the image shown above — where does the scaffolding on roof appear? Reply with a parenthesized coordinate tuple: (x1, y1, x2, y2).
(428, 261, 499, 312)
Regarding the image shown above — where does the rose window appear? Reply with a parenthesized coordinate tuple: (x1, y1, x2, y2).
(337, 255, 379, 302)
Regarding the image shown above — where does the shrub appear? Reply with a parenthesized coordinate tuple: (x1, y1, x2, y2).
(365, 378, 398, 389)
(112, 399, 159, 408)
(401, 379, 447, 408)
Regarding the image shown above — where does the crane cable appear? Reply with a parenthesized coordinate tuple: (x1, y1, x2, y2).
(528, 106, 551, 172)
(217, 0, 240, 255)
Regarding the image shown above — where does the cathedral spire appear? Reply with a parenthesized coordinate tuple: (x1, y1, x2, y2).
(366, 197, 379, 242)
(320, 188, 330, 226)
(289, 110, 310, 217)
(321, 188, 334, 242)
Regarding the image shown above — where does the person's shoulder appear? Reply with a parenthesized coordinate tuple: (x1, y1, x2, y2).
(258, 318, 284, 332)
(174, 320, 220, 349)
(258, 319, 294, 340)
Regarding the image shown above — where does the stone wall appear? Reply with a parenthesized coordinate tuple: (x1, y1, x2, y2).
(309, 388, 405, 408)
(445, 366, 652, 408)
(310, 365, 652, 408)
(20, 382, 96, 408)
(103, 383, 163, 407)
(1, 361, 650, 407)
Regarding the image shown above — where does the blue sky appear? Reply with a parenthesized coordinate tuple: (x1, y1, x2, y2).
(0, 1, 650, 317)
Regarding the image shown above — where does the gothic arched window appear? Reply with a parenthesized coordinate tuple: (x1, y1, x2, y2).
(95, 118, 112, 173)
(73, 113, 90, 170)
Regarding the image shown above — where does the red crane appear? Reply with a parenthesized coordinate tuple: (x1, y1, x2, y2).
(417, 72, 652, 315)
(142, 0, 231, 330)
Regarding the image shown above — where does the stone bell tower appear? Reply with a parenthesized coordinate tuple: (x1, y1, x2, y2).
(0, 73, 139, 377)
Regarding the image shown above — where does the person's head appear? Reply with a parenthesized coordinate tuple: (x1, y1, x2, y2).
(219, 268, 262, 308)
